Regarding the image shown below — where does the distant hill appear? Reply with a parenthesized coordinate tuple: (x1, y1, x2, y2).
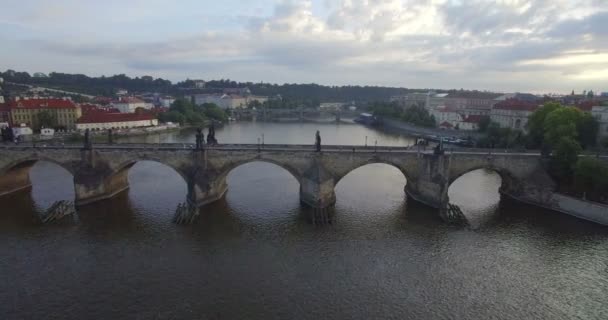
(1, 69, 470, 103)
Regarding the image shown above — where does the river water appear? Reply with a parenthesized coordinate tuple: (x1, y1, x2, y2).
(1, 122, 607, 320)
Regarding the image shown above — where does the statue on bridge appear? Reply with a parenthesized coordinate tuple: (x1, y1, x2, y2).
(108, 129, 113, 145)
(315, 130, 321, 152)
(83, 129, 92, 150)
(207, 122, 218, 145)
(195, 128, 205, 150)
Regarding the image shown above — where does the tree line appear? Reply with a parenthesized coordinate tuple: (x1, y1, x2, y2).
(477, 102, 606, 203)
(366, 101, 436, 127)
(158, 99, 228, 126)
(2, 69, 419, 103)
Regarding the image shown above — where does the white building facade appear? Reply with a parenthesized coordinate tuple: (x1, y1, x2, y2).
(592, 106, 608, 140)
(192, 94, 268, 110)
(76, 113, 158, 131)
(112, 97, 147, 113)
(490, 99, 539, 131)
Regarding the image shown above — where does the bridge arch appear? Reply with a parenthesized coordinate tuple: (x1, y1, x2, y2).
(1, 156, 76, 177)
(105, 158, 190, 200)
(0, 157, 76, 206)
(217, 158, 303, 184)
(111, 158, 190, 184)
(448, 165, 519, 194)
(334, 160, 410, 186)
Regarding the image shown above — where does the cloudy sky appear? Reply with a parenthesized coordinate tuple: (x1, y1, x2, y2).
(1, 0, 607, 93)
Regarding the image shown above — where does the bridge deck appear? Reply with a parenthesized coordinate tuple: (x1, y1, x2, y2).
(2, 142, 607, 158)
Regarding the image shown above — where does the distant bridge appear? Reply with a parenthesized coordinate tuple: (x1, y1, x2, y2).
(1, 143, 569, 222)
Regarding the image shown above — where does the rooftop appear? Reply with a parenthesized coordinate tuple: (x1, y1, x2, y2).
(8, 98, 77, 109)
(462, 115, 485, 123)
(493, 98, 539, 111)
(447, 91, 502, 100)
(76, 112, 155, 124)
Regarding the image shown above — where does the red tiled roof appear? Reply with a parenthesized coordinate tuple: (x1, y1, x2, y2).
(80, 104, 105, 115)
(8, 98, 77, 109)
(439, 121, 453, 128)
(462, 115, 484, 123)
(76, 112, 155, 124)
(576, 100, 598, 112)
(493, 98, 539, 111)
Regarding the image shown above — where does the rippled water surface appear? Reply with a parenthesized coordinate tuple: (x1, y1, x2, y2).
(1, 122, 607, 320)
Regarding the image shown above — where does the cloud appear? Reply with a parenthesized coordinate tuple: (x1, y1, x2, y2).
(4, 0, 608, 92)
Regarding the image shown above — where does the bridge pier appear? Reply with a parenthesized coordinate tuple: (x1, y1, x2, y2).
(74, 167, 130, 206)
(404, 154, 450, 211)
(299, 161, 336, 210)
(187, 172, 228, 207)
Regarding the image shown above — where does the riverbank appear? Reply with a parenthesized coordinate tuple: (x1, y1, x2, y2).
(508, 192, 608, 226)
(381, 117, 482, 140)
(30, 125, 187, 144)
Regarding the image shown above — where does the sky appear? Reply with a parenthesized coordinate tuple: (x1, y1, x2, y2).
(1, 0, 607, 94)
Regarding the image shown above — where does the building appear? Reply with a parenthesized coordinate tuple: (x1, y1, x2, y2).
(390, 92, 428, 108)
(431, 106, 482, 131)
(431, 106, 462, 124)
(93, 96, 113, 105)
(490, 99, 540, 131)
(76, 112, 158, 131)
(223, 87, 251, 95)
(191, 94, 268, 110)
(193, 80, 206, 89)
(445, 91, 502, 111)
(460, 115, 484, 131)
(0, 103, 10, 125)
(40, 128, 55, 138)
(112, 96, 147, 113)
(8, 98, 82, 130)
(0, 77, 4, 104)
(426, 93, 448, 110)
(12, 124, 33, 137)
(159, 97, 175, 108)
(494, 92, 539, 103)
(319, 102, 344, 110)
(592, 106, 608, 141)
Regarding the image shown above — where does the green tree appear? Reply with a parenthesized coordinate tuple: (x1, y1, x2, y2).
(574, 157, 608, 201)
(185, 112, 206, 125)
(159, 111, 186, 124)
(527, 102, 562, 148)
(543, 106, 581, 148)
(401, 104, 435, 127)
(200, 103, 228, 123)
(36, 110, 56, 130)
(551, 137, 582, 183)
(170, 98, 195, 114)
(477, 116, 491, 133)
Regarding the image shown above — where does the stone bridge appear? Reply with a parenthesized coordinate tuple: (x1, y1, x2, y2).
(0, 144, 557, 221)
